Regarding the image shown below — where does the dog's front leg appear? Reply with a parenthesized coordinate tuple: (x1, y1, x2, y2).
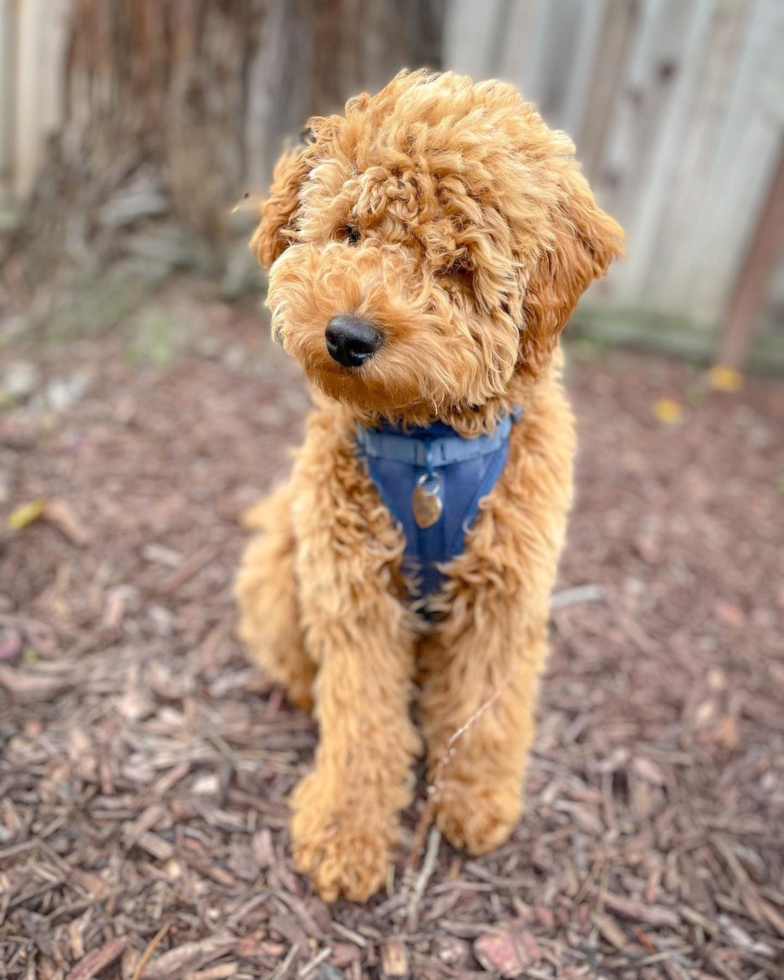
(289, 604, 418, 901)
(287, 424, 420, 902)
(419, 411, 574, 855)
(419, 603, 547, 855)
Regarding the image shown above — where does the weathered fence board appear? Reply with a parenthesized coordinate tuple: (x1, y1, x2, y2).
(0, 0, 17, 202)
(653, 0, 753, 314)
(4, 0, 69, 199)
(678, 0, 783, 324)
(446, 0, 784, 359)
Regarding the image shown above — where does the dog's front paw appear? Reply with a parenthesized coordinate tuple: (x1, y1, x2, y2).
(434, 777, 522, 854)
(289, 773, 393, 902)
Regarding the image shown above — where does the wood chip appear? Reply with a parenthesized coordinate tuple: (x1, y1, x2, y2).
(65, 938, 126, 980)
(591, 911, 630, 950)
(45, 498, 91, 546)
(380, 940, 409, 978)
(473, 921, 541, 978)
(141, 934, 237, 979)
(602, 892, 680, 928)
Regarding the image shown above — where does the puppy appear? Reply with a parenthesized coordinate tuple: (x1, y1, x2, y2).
(236, 70, 623, 902)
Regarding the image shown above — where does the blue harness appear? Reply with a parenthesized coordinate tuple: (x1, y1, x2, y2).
(356, 409, 521, 600)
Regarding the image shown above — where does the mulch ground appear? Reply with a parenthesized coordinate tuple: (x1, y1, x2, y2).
(1, 281, 783, 979)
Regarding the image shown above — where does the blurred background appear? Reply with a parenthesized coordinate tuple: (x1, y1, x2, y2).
(1, 2, 783, 979)
(1, 0, 783, 365)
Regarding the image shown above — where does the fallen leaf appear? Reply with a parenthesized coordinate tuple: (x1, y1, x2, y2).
(7, 498, 46, 531)
(652, 398, 682, 424)
(708, 364, 743, 392)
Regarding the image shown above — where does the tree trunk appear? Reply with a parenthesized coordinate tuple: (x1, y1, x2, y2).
(10, 0, 445, 290)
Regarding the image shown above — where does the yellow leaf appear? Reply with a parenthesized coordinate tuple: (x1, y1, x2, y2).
(653, 398, 683, 424)
(708, 364, 743, 392)
(7, 498, 46, 531)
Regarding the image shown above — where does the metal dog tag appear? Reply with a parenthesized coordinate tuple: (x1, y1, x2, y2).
(412, 472, 443, 529)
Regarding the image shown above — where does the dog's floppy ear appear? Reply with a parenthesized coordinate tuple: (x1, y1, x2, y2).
(518, 171, 624, 377)
(251, 145, 313, 270)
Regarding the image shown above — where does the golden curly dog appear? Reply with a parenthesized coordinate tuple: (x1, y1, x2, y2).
(236, 70, 623, 902)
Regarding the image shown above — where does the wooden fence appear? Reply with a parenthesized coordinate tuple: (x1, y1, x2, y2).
(2, 0, 783, 366)
(447, 0, 784, 366)
(0, 0, 71, 201)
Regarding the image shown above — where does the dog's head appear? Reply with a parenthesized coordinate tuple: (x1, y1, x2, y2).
(253, 70, 623, 428)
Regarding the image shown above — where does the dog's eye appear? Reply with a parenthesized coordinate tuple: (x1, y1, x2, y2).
(340, 225, 361, 245)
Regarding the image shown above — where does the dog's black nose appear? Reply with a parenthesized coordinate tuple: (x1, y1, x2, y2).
(325, 315, 382, 368)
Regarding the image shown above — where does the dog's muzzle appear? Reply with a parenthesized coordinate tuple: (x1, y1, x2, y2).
(325, 315, 383, 368)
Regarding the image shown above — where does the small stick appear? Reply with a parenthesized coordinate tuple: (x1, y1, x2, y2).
(132, 923, 169, 980)
(405, 826, 441, 932)
(549, 584, 603, 611)
(269, 942, 301, 980)
(298, 946, 333, 978)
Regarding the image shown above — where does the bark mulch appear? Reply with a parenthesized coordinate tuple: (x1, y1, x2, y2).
(1, 285, 783, 979)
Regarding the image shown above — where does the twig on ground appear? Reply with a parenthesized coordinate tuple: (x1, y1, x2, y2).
(331, 922, 368, 948)
(297, 946, 333, 978)
(549, 584, 604, 611)
(269, 941, 301, 980)
(132, 923, 169, 980)
(401, 666, 516, 911)
(404, 826, 441, 932)
(270, 888, 324, 939)
(157, 544, 220, 596)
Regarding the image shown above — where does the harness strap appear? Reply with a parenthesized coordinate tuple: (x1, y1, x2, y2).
(356, 412, 516, 469)
(356, 408, 521, 606)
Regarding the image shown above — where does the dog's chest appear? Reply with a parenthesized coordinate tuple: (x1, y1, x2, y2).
(356, 413, 520, 598)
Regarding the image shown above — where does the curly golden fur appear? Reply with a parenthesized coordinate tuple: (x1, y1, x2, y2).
(236, 70, 623, 902)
